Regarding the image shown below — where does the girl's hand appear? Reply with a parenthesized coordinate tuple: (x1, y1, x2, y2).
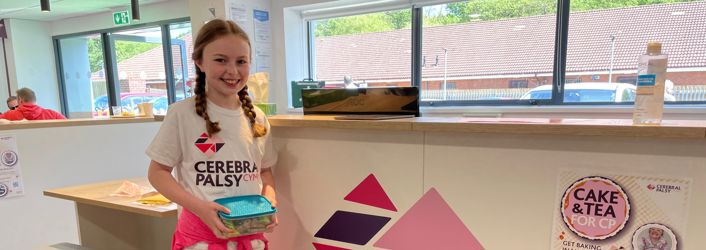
(192, 200, 233, 239)
(264, 195, 277, 209)
(263, 195, 278, 233)
(266, 214, 279, 233)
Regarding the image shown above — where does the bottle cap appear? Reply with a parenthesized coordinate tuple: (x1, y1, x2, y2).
(647, 41, 662, 54)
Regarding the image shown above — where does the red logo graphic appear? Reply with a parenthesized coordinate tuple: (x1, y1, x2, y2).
(194, 133, 225, 157)
(647, 184, 655, 190)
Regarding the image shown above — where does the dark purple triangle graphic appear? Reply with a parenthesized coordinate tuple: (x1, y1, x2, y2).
(314, 210, 390, 245)
(215, 143, 225, 152)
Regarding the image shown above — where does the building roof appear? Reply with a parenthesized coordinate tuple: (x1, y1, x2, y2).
(315, 1, 706, 82)
(93, 34, 194, 81)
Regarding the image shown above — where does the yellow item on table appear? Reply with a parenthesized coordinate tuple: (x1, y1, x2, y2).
(137, 193, 171, 205)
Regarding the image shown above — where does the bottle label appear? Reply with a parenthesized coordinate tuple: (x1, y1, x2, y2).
(636, 74, 656, 95)
(637, 74, 656, 86)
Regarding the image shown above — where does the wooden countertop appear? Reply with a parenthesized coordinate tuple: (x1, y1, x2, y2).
(0, 117, 158, 130)
(44, 177, 176, 218)
(268, 115, 706, 139)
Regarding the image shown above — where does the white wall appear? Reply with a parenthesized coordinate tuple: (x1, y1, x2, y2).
(269, 126, 706, 249)
(0, 122, 161, 250)
(5, 19, 59, 110)
(52, 0, 190, 36)
(270, 0, 334, 112)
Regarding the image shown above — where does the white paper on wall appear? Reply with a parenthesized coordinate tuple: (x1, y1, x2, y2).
(0, 135, 24, 199)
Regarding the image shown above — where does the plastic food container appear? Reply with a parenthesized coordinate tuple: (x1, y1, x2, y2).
(214, 195, 277, 237)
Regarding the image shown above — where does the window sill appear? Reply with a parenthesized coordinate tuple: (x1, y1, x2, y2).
(287, 104, 706, 120)
(421, 104, 706, 119)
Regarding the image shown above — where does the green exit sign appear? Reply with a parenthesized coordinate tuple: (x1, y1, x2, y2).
(113, 11, 130, 25)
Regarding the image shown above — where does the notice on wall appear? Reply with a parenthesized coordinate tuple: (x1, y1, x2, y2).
(253, 9, 271, 43)
(0, 135, 24, 199)
(551, 169, 690, 250)
(255, 45, 272, 73)
(229, 2, 249, 26)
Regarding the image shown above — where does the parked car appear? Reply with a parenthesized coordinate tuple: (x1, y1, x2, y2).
(93, 92, 166, 116)
(150, 96, 169, 115)
(520, 82, 676, 102)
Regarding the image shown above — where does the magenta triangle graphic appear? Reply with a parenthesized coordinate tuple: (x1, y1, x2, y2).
(195, 143, 211, 153)
(312, 242, 350, 250)
(344, 174, 397, 212)
(373, 188, 484, 250)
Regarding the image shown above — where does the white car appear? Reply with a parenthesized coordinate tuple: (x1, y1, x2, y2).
(520, 82, 676, 102)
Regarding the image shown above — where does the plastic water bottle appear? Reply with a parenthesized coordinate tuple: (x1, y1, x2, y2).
(633, 41, 668, 125)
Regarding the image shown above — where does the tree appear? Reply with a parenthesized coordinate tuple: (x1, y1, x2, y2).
(87, 40, 160, 73)
(87, 39, 104, 73)
(315, 10, 411, 37)
(316, 0, 698, 36)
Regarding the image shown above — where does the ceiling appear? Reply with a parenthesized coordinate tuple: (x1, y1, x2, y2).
(0, 0, 170, 22)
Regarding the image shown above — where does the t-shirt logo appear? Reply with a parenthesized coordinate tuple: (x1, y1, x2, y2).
(194, 133, 225, 157)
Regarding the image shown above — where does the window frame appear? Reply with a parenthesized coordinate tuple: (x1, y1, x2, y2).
(305, 0, 706, 108)
(53, 17, 190, 117)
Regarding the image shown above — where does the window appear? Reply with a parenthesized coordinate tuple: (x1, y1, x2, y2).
(566, 0, 704, 103)
(565, 77, 582, 83)
(57, 34, 108, 118)
(55, 19, 191, 118)
(112, 27, 168, 114)
(617, 76, 637, 84)
(311, 9, 412, 89)
(169, 22, 194, 106)
(421, 1, 557, 103)
(509, 80, 529, 88)
(305, 0, 706, 107)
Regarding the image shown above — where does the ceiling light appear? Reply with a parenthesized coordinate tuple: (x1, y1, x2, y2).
(40, 0, 50, 12)
(131, 0, 140, 21)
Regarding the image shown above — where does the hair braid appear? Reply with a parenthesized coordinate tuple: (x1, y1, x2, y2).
(194, 68, 221, 137)
(238, 85, 267, 137)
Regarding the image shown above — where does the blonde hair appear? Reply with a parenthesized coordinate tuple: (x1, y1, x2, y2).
(192, 19, 267, 138)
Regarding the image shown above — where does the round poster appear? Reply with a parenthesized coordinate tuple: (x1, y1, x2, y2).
(561, 176, 630, 240)
(632, 223, 677, 250)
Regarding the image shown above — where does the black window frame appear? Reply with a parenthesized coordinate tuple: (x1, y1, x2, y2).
(306, 0, 706, 107)
(53, 17, 190, 117)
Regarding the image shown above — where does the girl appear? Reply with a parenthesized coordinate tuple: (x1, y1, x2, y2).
(147, 19, 277, 250)
(639, 227, 668, 250)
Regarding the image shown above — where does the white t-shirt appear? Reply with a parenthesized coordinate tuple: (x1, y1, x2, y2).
(146, 97, 277, 202)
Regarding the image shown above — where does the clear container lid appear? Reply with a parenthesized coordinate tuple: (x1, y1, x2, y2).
(214, 195, 277, 219)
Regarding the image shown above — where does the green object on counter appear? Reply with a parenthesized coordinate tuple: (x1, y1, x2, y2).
(255, 103, 277, 116)
(291, 80, 325, 108)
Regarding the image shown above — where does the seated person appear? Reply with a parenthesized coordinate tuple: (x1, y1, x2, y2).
(0, 88, 66, 121)
(7, 96, 18, 111)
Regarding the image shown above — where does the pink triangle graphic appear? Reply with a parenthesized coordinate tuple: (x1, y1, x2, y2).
(344, 174, 397, 212)
(312, 242, 350, 250)
(373, 188, 484, 250)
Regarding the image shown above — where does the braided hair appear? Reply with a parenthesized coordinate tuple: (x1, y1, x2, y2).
(191, 19, 267, 138)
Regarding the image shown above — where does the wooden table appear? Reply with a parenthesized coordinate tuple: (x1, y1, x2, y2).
(44, 178, 177, 250)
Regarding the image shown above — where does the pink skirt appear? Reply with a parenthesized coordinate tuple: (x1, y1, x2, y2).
(172, 209, 268, 250)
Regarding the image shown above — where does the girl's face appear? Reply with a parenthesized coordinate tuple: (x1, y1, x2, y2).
(649, 228, 663, 240)
(195, 34, 251, 99)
